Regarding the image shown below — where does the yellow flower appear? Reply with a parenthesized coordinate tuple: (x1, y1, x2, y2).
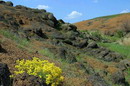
(14, 57, 64, 86)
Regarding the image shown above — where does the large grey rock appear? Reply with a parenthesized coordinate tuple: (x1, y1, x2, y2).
(0, 1, 6, 5)
(0, 1, 13, 6)
(60, 24, 77, 31)
(6, 1, 13, 6)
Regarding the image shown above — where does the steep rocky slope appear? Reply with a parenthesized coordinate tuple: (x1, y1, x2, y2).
(0, 1, 130, 86)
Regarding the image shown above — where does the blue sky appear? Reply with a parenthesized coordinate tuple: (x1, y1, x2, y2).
(4, 0, 130, 23)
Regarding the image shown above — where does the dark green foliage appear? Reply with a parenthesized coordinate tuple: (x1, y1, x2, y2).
(114, 30, 125, 38)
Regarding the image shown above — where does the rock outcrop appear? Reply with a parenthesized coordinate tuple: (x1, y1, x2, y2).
(0, 1, 129, 86)
(0, 1, 124, 63)
(0, 44, 7, 53)
(0, 63, 11, 86)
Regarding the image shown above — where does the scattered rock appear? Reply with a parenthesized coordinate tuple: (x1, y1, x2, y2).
(0, 44, 7, 53)
(72, 62, 95, 74)
(0, 63, 11, 86)
(49, 32, 65, 39)
(111, 71, 128, 86)
(116, 59, 130, 71)
(98, 50, 109, 58)
(35, 29, 48, 39)
(104, 52, 123, 62)
(57, 48, 77, 63)
(88, 73, 110, 86)
(81, 61, 95, 74)
(63, 39, 73, 45)
(0, 1, 129, 86)
(13, 73, 47, 86)
(73, 39, 88, 48)
(87, 42, 98, 48)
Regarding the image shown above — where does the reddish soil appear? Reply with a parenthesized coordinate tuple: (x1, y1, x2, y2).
(75, 13, 130, 34)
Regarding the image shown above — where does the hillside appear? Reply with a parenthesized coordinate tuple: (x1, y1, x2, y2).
(0, 1, 130, 86)
(75, 13, 130, 35)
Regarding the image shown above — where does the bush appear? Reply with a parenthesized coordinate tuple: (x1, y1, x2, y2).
(114, 30, 124, 38)
(14, 57, 64, 86)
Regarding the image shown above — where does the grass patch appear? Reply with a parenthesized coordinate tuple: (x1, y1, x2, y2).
(80, 30, 120, 42)
(0, 29, 30, 47)
(93, 13, 130, 20)
(126, 69, 130, 84)
(0, 29, 34, 53)
(98, 42, 130, 58)
(39, 48, 56, 59)
(101, 35, 120, 42)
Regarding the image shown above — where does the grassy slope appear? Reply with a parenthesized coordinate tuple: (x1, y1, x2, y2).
(98, 42, 130, 58)
(0, 29, 90, 86)
(74, 13, 130, 33)
(1, 29, 130, 85)
(93, 13, 129, 19)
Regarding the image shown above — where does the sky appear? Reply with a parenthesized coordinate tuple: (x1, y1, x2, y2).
(4, 0, 130, 23)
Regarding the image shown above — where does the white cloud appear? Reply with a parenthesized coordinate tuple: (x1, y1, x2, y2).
(93, 0, 99, 3)
(66, 11, 82, 19)
(120, 9, 129, 13)
(36, 5, 50, 9)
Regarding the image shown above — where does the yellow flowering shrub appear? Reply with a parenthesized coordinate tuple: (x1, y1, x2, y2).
(14, 57, 64, 86)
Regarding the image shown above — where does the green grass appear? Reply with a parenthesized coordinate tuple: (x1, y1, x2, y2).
(39, 48, 56, 59)
(126, 69, 130, 84)
(80, 30, 120, 42)
(0, 29, 30, 47)
(98, 42, 130, 58)
(101, 34, 120, 42)
(93, 13, 130, 20)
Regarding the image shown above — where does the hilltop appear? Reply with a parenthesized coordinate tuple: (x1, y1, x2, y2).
(0, 1, 130, 86)
(75, 13, 130, 35)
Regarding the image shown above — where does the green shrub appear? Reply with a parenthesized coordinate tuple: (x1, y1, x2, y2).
(80, 30, 120, 42)
(114, 30, 124, 38)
